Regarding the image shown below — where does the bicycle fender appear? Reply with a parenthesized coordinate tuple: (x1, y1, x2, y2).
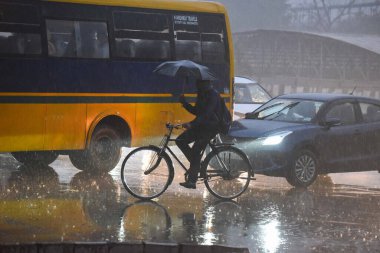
(206, 146, 255, 177)
(213, 142, 234, 147)
(229, 146, 255, 176)
(232, 146, 255, 177)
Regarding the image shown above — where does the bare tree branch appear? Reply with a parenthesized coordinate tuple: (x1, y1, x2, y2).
(312, 0, 356, 32)
(313, 0, 327, 31)
(331, 0, 356, 25)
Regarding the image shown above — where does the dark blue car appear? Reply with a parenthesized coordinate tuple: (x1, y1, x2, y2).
(228, 93, 380, 187)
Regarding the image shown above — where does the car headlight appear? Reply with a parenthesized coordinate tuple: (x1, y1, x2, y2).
(261, 131, 292, 146)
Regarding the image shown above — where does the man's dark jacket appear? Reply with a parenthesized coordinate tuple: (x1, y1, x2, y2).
(181, 85, 221, 130)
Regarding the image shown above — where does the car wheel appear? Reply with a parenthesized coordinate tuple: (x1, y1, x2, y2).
(12, 151, 58, 166)
(286, 150, 318, 188)
(69, 125, 121, 173)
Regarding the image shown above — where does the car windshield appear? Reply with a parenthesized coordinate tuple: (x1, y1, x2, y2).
(234, 83, 271, 104)
(246, 98, 324, 123)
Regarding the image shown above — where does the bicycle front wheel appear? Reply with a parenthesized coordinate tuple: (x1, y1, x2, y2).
(203, 146, 252, 200)
(121, 146, 173, 200)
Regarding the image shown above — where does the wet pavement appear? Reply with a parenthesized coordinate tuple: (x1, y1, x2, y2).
(1, 149, 380, 253)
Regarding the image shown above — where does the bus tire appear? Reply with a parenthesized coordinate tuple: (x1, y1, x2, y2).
(11, 151, 58, 166)
(69, 125, 121, 173)
(68, 151, 88, 171)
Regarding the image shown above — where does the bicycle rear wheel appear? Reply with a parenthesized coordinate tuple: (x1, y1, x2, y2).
(203, 146, 252, 200)
(121, 146, 173, 200)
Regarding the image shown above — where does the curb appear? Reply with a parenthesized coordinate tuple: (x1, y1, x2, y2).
(0, 242, 250, 253)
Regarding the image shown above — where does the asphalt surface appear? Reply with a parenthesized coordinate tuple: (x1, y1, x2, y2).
(1, 149, 380, 253)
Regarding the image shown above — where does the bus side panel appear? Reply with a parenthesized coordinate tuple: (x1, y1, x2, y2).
(44, 104, 86, 150)
(0, 104, 46, 152)
(0, 56, 48, 152)
(135, 103, 172, 146)
(86, 103, 136, 143)
(133, 102, 193, 147)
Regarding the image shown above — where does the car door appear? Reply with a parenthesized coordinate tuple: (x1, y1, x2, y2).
(317, 100, 362, 172)
(356, 100, 380, 171)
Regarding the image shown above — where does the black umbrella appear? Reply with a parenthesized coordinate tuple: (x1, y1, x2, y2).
(153, 60, 217, 81)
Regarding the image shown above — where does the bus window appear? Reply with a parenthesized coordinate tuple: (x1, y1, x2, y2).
(173, 14, 201, 61)
(0, 2, 41, 55)
(114, 38, 135, 58)
(201, 35, 225, 63)
(200, 15, 226, 63)
(46, 20, 109, 58)
(0, 32, 41, 55)
(113, 11, 170, 60)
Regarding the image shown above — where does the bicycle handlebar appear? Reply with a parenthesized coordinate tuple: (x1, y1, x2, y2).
(165, 123, 182, 130)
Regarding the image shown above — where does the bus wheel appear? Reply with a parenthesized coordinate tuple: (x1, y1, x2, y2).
(11, 151, 58, 166)
(69, 125, 121, 173)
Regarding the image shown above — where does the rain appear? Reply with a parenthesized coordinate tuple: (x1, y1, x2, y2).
(2, 147, 380, 252)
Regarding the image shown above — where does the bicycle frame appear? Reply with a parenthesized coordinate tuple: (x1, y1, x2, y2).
(156, 124, 189, 174)
(153, 123, 234, 179)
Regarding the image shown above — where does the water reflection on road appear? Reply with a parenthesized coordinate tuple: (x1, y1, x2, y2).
(0, 151, 380, 252)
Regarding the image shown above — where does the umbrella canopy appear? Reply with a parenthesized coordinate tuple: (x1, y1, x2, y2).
(153, 60, 217, 81)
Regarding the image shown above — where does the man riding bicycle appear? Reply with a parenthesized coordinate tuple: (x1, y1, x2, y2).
(176, 79, 222, 189)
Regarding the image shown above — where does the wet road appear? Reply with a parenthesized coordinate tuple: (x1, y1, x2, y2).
(1, 149, 380, 252)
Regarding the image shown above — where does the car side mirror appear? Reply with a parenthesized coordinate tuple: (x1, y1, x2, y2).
(322, 118, 341, 128)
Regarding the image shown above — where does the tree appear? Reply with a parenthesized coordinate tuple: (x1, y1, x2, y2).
(312, 0, 356, 32)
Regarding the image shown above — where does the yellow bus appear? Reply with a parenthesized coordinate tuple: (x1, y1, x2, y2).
(0, 0, 234, 172)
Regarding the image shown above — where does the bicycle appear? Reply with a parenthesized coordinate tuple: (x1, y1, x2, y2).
(121, 123, 254, 200)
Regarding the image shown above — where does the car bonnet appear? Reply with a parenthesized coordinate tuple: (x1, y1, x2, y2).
(228, 119, 304, 139)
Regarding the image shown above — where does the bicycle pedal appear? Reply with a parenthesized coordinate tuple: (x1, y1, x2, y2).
(251, 177, 256, 180)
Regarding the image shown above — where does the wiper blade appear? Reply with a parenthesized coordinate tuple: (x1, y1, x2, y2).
(245, 102, 284, 119)
(261, 102, 300, 120)
(255, 102, 284, 114)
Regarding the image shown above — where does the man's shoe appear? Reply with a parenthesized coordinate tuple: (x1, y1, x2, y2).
(179, 181, 196, 189)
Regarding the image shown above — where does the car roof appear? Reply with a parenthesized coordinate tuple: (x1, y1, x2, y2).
(234, 76, 258, 84)
(277, 93, 380, 103)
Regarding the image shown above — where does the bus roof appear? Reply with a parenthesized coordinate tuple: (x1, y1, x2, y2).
(47, 0, 227, 14)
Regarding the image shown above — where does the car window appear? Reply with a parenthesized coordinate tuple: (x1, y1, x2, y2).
(234, 85, 251, 103)
(234, 83, 271, 104)
(325, 102, 356, 125)
(247, 84, 271, 103)
(359, 102, 380, 123)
